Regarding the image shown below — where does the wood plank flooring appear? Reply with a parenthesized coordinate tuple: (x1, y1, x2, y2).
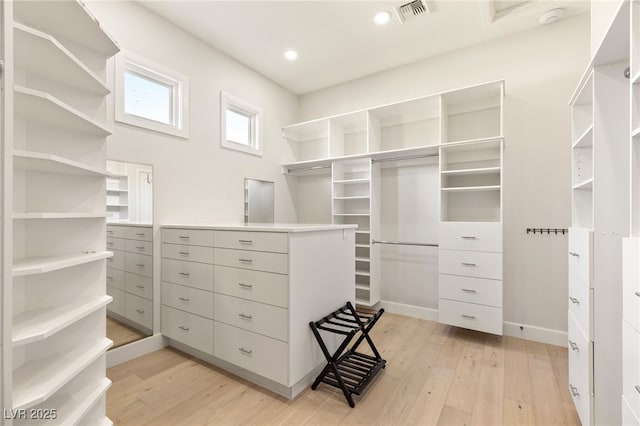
(107, 317, 148, 349)
(107, 313, 579, 425)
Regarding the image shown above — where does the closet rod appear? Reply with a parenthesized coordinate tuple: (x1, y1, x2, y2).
(372, 153, 439, 164)
(372, 239, 439, 247)
(286, 165, 331, 174)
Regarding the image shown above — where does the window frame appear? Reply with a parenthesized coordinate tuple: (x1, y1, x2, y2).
(115, 51, 190, 139)
(220, 91, 263, 156)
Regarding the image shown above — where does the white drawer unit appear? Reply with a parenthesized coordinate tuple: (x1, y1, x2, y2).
(439, 222, 502, 253)
(106, 267, 125, 291)
(438, 299, 503, 335)
(106, 226, 125, 238)
(107, 249, 125, 270)
(214, 230, 288, 253)
(123, 226, 153, 242)
(214, 294, 288, 342)
(107, 287, 125, 316)
(162, 258, 214, 292)
(125, 252, 153, 278)
(125, 272, 153, 300)
(162, 305, 214, 355)
(213, 265, 289, 308)
(439, 249, 502, 280)
(214, 321, 288, 385)
(624, 238, 640, 331)
(125, 293, 153, 329)
(568, 227, 593, 287)
(438, 274, 502, 308)
(163, 228, 214, 247)
(568, 312, 592, 426)
(106, 237, 125, 251)
(624, 320, 640, 420)
(569, 273, 592, 339)
(125, 239, 153, 255)
(213, 248, 288, 275)
(162, 281, 214, 319)
(162, 243, 214, 264)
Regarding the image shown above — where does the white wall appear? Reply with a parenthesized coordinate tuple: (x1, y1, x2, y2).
(298, 15, 591, 341)
(591, 0, 625, 55)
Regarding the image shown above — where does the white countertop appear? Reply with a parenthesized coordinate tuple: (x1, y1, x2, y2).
(107, 222, 153, 228)
(161, 223, 357, 233)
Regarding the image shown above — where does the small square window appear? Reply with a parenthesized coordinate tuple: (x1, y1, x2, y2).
(124, 70, 172, 125)
(226, 109, 252, 146)
(221, 92, 263, 156)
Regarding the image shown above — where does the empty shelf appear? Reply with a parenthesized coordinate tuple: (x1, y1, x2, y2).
(14, 212, 106, 219)
(14, 150, 109, 176)
(13, 251, 113, 277)
(334, 213, 370, 217)
(355, 244, 370, 248)
(573, 178, 594, 191)
(355, 270, 371, 277)
(441, 166, 501, 176)
(333, 196, 370, 200)
(333, 178, 370, 184)
(355, 284, 370, 291)
(355, 257, 370, 262)
(441, 185, 501, 192)
(572, 124, 594, 149)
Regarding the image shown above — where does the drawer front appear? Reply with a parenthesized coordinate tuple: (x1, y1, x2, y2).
(438, 299, 502, 335)
(125, 272, 153, 300)
(107, 286, 125, 316)
(623, 238, 640, 331)
(214, 294, 288, 342)
(162, 228, 214, 247)
(623, 320, 640, 420)
(162, 306, 214, 355)
(125, 239, 153, 255)
(124, 252, 153, 277)
(568, 312, 592, 426)
(106, 226, 125, 239)
(162, 258, 214, 292)
(162, 243, 214, 264)
(214, 265, 288, 308)
(569, 228, 592, 286)
(162, 282, 214, 319)
(624, 395, 640, 426)
(214, 321, 288, 385)
(122, 226, 153, 242)
(438, 274, 502, 307)
(439, 222, 502, 253)
(106, 267, 125, 291)
(107, 249, 124, 270)
(124, 293, 152, 329)
(439, 250, 502, 280)
(106, 237, 125, 251)
(568, 274, 592, 339)
(213, 248, 288, 275)
(214, 231, 288, 254)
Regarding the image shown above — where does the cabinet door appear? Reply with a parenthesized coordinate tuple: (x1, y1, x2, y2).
(568, 312, 592, 426)
(568, 228, 593, 286)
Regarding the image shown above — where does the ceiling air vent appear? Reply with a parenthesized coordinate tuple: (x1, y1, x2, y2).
(394, 0, 431, 23)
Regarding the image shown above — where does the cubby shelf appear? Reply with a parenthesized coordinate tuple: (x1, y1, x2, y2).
(572, 124, 594, 148)
(633, 126, 640, 138)
(13, 295, 112, 346)
(355, 230, 370, 234)
(355, 284, 369, 291)
(355, 244, 370, 248)
(333, 196, 370, 200)
(441, 185, 501, 192)
(13, 251, 113, 277)
(13, 212, 107, 219)
(572, 178, 594, 191)
(14, 150, 109, 177)
(333, 213, 371, 217)
(12, 338, 112, 410)
(106, 188, 128, 193)
(333, 178, 370, 184)
(355, 271, 371, 277)
(440, 167, 501, 176)
(355, 257, 370, 262)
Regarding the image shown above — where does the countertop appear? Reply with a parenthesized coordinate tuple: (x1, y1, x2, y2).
(161, 223, 358, 233)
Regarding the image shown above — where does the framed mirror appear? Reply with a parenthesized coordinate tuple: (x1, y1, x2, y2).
(244, 178, 274, 223)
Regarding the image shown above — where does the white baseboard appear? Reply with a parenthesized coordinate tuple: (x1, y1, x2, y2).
(503, 321, 567, 347)
(379, 300, 438, 321)
(107, 333, 167, 368)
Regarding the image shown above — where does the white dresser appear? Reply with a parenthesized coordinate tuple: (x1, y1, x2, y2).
(160, 224, 355, 398)
(106, 223, 154, 332)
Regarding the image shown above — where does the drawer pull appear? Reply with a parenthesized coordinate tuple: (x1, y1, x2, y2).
(569, 252, 580, 257)
(635, 385, 640, 394)
(569, 340, 579, 351)
(107, 242, 114, 246)
(238, 239, 253, 244)
(136, 309, 144, 314)
(461, 314, 476, 320)
(238, 313, 253, 319)
(136, 246, 145, 250)
(461, 288, 477, 293)
(238, 258, 253, 263)
(136, 284, 144, 289)
(635, 291, 640, 298)
(569, 384, 579, 397)
(238, 347, 252, 355)
(136, 263, 145, 267)
(179, 272, 190, 276)
(569, 297, 580, 305)
(178, 236, 190, 239)
(461, 236, 477, 240)
(238, 283, 253, 288)
(107, 276, 113, 281)
(178, 251, 190, 255)
(178, 325, 190, 331)
(178, 297, 190, 302)
(461, 262, 477, 267)
(136, 233, 145, 236)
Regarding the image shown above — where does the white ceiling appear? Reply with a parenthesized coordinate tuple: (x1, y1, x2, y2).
(139, 0, 589, 95)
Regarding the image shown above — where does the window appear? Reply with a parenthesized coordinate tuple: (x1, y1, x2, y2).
(115, 51, 189, 138)
(221, 91, 263, 156)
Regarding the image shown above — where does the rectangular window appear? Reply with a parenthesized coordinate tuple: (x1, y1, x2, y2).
(221, 91, 263, 156)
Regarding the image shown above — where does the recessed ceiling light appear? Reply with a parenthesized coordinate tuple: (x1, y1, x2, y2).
(374, 11, 391, 26)
(538, 8, 566, 25)
(284, 50, 298, 61)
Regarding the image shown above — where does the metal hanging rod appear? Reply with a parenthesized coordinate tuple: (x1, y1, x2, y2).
(372, 239, 439, 247)
(372, 153, 439, 164)
(526, 228, 568, 235)
(286, 165, 331, 174)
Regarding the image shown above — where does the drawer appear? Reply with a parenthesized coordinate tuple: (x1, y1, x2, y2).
(569, 273, 592, 339)
(438, 299, 502, 335)
(162, 258, 214, 292)
(162, 281, 214, 319)
(162, 243, 214, 264)
(214, 248, 288, 275)
(214, 231, 288, 254)
(568, 311, 592, 426)
(214, 321, 288, 385)
(623, 238, 640, 331)
(439, 250, 502, 280)
(106, 226, 125, 239)
(439, 222, 502, 253)
(125, 252, 153, 277)
(125, 239, 153, 255)
(106, 237, 125, 251)
(624, 395, 640, 426)
(438, 274, 502, 307)
(123, 226, 153, 242)
(214, 294, 288, 342)
(125, 293, 153, 329)
(125, 272, 153, 300)
(106, 249, 124, 270)
(623, 320, 640, 420)
(214, 265, 289, 308)
(569, 228, 592, 286)
(163, 228, 214, 247)
(162, 306, 214, 355)
(107, 286, 125, 316)
(106, 267, 125, 291)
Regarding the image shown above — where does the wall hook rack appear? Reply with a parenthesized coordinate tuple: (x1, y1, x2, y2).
(526, 228, 568, 235)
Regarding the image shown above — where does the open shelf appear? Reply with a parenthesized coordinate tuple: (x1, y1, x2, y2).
(355, 257, 370, 262)
(355, 270, 371, 277)
(12, 338, 112, 410)
(14, 150, 109, 177)
(441, 185, 500, 192)
(13, 295, 112, 346)
(333, 213, 371, 217)
(14, 23, 109, 95)
(333, 196, 369, 200)
(14, 86, 111, 136)
(14, 212, 106, 219)
(573, 178, 594, 191)
(572, 124, 594, 148)
(633, 126, 640, 139)
(107, 204, 129, 207)
(333, 178, 370, 184)
(106, 188, 128, 193)
(355, 284, 370, 291)
(440, 166, 500, 176)
(355, 230, 370, 234)
(13, 251, 112, 277)
(355, 244, 370, 248)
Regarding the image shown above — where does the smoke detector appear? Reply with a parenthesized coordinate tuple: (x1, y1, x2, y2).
(538, 8, 566, 25)
(394, 0, 431, 24)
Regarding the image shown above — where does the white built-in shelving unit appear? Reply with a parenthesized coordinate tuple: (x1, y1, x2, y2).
(2, 1, 119, 424)
(106, 173, 129, 222)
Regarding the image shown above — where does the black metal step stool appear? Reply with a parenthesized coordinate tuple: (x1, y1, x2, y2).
(309, 301, 386, 407)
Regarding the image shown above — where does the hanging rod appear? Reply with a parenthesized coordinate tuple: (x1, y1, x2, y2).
(286, 165, 331, 174)
(372, 239, 439, 247)
(372, 153, 439, 164)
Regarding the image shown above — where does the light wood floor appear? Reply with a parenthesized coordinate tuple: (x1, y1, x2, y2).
(107, 313, 579, 425)
(107, 317, 148, 349)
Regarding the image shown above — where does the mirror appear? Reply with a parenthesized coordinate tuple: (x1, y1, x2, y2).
(244, 178, 274, 223)
(105, 160, 153, 349)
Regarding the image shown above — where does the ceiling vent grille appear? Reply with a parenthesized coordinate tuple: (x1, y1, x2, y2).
(395, 0, 431, 23)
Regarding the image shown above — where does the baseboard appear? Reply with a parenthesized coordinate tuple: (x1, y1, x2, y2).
(503, 321, 567, 347)
(379, 300, 439, 321)
(107, 333, 167, 368)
